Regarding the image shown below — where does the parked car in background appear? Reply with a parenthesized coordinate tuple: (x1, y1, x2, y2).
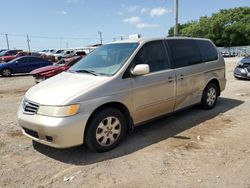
(38, 49, 56, 56)
(234, 56, 250, 79)
(0, 50, 23, 62)
(0, 51, 32, 63)
(18, 37, 226, 152)
(31, 55, 84, 83)
(0, 56, 52, 77)
(53, 50, 75, 61)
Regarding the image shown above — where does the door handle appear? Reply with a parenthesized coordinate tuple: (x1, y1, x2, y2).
(180, 74, 184, 80)
(168, 76, 173, 83)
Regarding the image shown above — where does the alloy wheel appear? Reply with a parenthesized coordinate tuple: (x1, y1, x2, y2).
(207, 87, 216, 106)
(95, 116, 121, 147)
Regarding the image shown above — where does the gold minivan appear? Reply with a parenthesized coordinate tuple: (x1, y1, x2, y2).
(18, 37, 226, 152)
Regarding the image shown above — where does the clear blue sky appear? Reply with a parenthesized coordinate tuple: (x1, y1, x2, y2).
(0, 0, 249, 50)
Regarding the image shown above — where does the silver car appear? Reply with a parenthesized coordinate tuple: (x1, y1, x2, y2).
(17, 37, 226, 152)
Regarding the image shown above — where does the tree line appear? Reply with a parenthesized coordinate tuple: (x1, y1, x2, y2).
(168, 7, 250, 47)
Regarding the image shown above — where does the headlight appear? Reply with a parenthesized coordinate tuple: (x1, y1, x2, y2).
(37, 104, 80, 117)
(240, 69, 247, 74)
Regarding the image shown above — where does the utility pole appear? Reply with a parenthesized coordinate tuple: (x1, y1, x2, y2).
(60, 37, 62, 49)
(98, 31, 103, 45)
(27, 34, 31, 52)
(174, 0, 179, 36)
(5, 34, 9, 50)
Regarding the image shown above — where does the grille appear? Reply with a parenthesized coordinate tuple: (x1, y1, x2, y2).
(22, 100, 39, 114)
(23, 127, 39, 138)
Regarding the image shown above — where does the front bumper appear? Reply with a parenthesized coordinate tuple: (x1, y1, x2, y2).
(17, 108, 89, 148)
(234, 67, 250, 80)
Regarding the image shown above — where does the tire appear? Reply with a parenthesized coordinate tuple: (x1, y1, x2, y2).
(1, 68, 12, 77)
(201, 83, 219, 109)
(85, 108, 127, 152)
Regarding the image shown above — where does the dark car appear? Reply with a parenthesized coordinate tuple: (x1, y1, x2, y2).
(234, 57, 250, 80)
(31, 55, 83, 83)
(0, 56, 52, 77)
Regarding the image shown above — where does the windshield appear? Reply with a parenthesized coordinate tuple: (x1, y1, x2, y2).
(0, 51, 7, 56)
(55, 50, 64, 54)
(70, 43, 139, 76)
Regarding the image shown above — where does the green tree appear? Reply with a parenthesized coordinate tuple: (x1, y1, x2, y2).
(168, 7, 250, 47)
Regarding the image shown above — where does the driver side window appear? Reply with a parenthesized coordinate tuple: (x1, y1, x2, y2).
(134, 41, 170, 73)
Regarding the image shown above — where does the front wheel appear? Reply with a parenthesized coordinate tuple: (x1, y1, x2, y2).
(1, 68, 12, 77)
(85, 108, 127, 152)
(201, 83, 219, 109)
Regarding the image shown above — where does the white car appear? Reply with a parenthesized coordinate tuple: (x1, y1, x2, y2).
(53, 50, 75, 61)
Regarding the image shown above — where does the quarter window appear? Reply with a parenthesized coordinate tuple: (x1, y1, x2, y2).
(196, 40, 218, 62)
(134, 41, 170, 72)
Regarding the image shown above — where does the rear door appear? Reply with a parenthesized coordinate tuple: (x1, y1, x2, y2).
(17, 57, 42, 73)
(29, 57, 51, 71)
(165, 39, 203, 111)
(131, 40, 176, 124)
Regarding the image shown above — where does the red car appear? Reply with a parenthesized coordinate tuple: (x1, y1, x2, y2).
(0, 50, 23, 62)
(30, 55, 84, 83)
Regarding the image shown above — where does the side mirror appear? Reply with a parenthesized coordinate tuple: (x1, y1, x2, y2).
(131, 64, 150, 76)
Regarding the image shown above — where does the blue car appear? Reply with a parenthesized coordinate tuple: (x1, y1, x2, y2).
(0, 56, 52, 77)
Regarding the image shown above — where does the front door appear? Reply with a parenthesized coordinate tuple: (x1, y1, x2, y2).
(131, 40, 176, 124)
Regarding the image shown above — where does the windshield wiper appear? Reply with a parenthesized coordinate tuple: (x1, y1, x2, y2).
(74, 69, 99, 76)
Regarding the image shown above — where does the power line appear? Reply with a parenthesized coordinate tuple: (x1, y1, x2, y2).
(0, 33, 115, 40)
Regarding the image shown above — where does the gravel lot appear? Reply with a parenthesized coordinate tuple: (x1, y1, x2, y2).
(0, 58, 250, 188)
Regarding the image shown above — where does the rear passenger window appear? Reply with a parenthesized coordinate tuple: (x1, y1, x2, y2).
(196, 40, 218, 62)
(166, 39, 202, 68)
(134, 41, 170, 72)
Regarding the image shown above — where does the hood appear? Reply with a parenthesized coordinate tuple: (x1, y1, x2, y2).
(25, 71, 109, 105)
(241, 57, 250, 64)
(31, 65, 63, 74)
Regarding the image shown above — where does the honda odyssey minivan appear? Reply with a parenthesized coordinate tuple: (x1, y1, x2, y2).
(18, 37, 226, 152)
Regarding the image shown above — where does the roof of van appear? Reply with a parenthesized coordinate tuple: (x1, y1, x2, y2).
(110, 37, 211, 44)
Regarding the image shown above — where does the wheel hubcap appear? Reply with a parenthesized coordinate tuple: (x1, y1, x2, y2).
(96, 116, 121, 146)
(3, 69, 10, 76)
(207, 87, 216, 106)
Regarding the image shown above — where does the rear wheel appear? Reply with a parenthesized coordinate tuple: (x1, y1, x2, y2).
(201, 83, 219, 109)
(85, 108, 126, 152)
(1, 68, 12, 77)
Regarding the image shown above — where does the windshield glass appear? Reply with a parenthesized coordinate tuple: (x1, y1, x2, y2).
(0, 51, 7, 56)
(70, 43, 138, 76)
(55, 50, 64, 54)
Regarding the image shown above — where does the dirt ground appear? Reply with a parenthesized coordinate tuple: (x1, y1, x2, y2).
(0, 58, 250, 188)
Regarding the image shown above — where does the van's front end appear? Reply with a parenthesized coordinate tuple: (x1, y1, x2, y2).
(17, 72, 111, 148)
(17, 42, 140, 149)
